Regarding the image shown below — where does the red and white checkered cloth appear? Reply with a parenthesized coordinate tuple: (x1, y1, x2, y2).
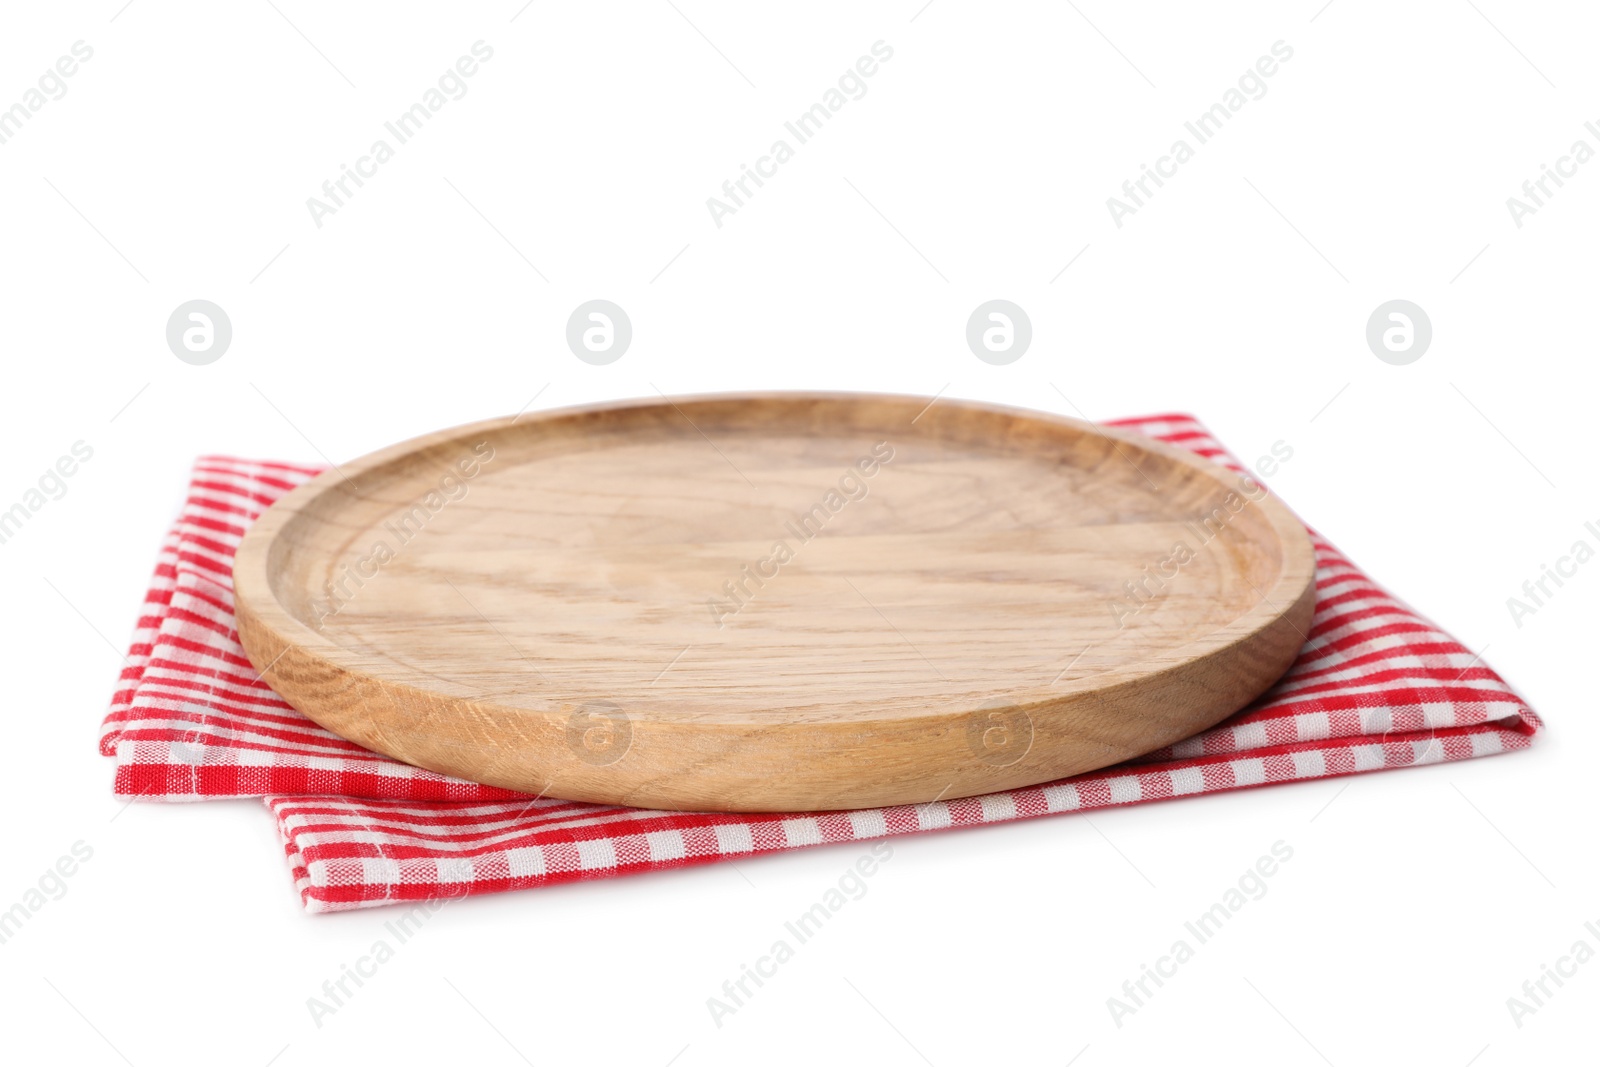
(100, 415, 1541, 913)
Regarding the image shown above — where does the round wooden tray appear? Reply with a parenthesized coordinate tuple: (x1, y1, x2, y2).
(234, 394, 1316, 812)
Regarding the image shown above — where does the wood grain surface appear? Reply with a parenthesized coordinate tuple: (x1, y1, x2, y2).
(233, 394, 1317, 812)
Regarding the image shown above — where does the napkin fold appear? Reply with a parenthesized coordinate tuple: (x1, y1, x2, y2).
(100, 415, 1540, 913)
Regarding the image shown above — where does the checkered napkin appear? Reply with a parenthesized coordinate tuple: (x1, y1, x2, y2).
(99, 415, 1541, 913)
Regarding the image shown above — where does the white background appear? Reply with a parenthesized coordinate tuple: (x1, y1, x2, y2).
(0, 2, 1594, 1064)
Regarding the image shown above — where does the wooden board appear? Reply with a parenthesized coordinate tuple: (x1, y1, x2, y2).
(233, 394, 1316, 812)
